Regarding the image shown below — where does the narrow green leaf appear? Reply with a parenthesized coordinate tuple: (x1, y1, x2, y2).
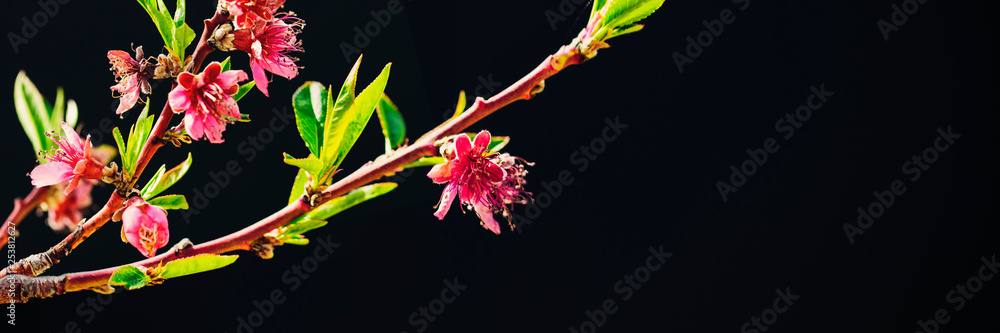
(307, 183, 398, 220)
(137, 0, 177, 55)
(140, 164, 167, 198)
(590, 0, 609, 22)
(172, 0, 186, 26)
(112, 127, 128, 173)
(278, 218, 328, 244)
(143, 152, 193, 199)
(376, 94, 406, 152)
(291, 81, 328, 157)
(13, 71, 51, 154)
(450, 90, 467, 120)
(50, 87, 65, 131)
(320, 57, 363, 167)
(124, 101, 154, 177)
(174, 23, 196, 62)
(607, 23, 645, 39)
(233, 81, 256, 102)
(324, 62, 393, 175)
(147, 194, 188, 210)
(220, 56, 232, 72)
(109, 265, 151, 290)
(159, 254, 238, 279)
(287, 168, 309, 205)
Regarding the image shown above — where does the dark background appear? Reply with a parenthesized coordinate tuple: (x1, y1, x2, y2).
(3, 0, 998, 332)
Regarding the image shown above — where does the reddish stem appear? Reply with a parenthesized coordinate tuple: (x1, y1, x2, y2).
(0, 9, 230, 280)
(3, 35, 589, 303)
(1, 186, 49, 248)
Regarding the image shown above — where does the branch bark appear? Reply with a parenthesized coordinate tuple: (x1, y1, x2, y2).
(1, 186, 49, 248)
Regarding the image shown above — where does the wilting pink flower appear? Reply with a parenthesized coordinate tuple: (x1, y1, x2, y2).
(223, 0, 285, 28)
(108, 46, 155, 115)
(168, 62, 249, 143)
(121, 197, 170, 258)
(30, 123, 106, 195)
(232, 13, 303, 97)
(427, 131, 532, 234)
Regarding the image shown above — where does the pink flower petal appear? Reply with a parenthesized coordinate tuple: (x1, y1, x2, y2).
(168, 88, 192, 112)
(251, 60, 270, 97)
(30, 162, 74, 187)
(455, 134, 472, 158)
(474, 202, 501, 235)
(433, 183, 459, 220)
(473, 130, 491, 151)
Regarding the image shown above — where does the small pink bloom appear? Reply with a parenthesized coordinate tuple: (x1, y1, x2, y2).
(232, 13, 304, 97)
(121, 198, 170, 258)
(30, 123, 106, 195)
(427, 131, 532, 234)
(43, 181, 93, 232)
(168, 62, 249, 143)
(223, 0, 285, 28)
(108, 46, 155, 115)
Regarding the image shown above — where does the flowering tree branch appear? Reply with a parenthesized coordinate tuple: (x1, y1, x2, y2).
(1, 186, 49, 248)
(0, 9, 228, 280)
(2, 38, 589, 302)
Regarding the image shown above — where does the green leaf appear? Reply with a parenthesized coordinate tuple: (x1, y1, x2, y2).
(376, 94, 406, 152)
(277, 218, 327, 244)
(122, 101, 155, 176)
(603, 0, 665, 34)
(109, 265, 151, 290)
(282, 153, 330, 184)
(50, 87, 65, 131)
(450, 90, 467, 120)
(159, 254, 238, 279)
(13, 71, 53, 154)
(307, 183, 398, 220)
(136, 0, 193, 62)
(403, 156, 446, 169)
(112, 127, 127, 168)
(287, 168, 309, 204)
(220, 56, 232, 72)
(147, 194, 188, 210)
(607, 23, 646, 39)
(233, 81, 256, 102)
(141, 153, 193, 199)
(322, 62, 392, 176)
(319, 58, 362, 167)
(590, 0, 609, 22)
(291, 81, 329, 157)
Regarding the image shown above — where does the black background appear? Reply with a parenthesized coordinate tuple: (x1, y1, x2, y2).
(3, 0, 998, 332)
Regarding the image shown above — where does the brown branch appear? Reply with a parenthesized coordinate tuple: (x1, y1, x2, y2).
(1, 186, 49, 248)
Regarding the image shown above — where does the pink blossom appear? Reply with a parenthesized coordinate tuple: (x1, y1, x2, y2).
(168, 62, 249, 143)
(121, 198, 170, 258)
(108, 46, 155, 115)
(427, 131, 532, 234)
(43, 181, 93, 232)
(222, 0, 285, 28)
(30, 123, 106, 195)
(232, 13, 303, 97)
